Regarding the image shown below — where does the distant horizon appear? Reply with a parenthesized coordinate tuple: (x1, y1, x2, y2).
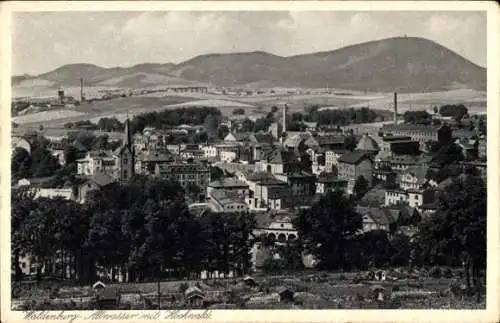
(13, 11, 486, 76)
(13, 36, 486, 77)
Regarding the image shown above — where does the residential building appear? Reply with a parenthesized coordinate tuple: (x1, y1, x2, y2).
(337, 151, 373, 194)
(376, 154, 432, 173)
(356, 206, 397, 233)
(135, 151, 173, 175)
(355, 133, 380, 157)
(77, 172, 117, 204)
(208, 190, 248, 213)
(207, 178, 250, 198)
(76, 150, 116, 176)
(47, 141, 66, 166)
(385, 188, 435, 208)
(155, 162, 211, 192)
(324, 149, 349, 172)
(220, 150, 238, 163)
(399, 165, 429, 190)
(316, 173, 348, 194)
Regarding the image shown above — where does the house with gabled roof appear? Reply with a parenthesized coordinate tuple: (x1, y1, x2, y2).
(337, 151, 373, 194)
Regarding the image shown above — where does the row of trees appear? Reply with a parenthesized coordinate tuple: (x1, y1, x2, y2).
(12, 176, 256, 284)
(292, 174, 485, 292)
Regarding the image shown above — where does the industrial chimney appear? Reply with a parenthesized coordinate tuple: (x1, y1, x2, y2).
(57, 88, 65, 104)
(393, 92, 398, 125)
(80, 78, 85, 102)
(282, 104, 288, 134)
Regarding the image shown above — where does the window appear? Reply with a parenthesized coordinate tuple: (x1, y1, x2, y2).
(123, 170, 128, 178)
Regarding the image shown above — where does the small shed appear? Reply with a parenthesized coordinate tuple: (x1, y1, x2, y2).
(92, 281, 106, 290)
(96, 287, 119, 309)
(184, 286, 205, 307)
(276, 286, 295, 303)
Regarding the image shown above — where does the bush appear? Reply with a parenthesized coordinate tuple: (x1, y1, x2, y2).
(392, 285, 400, 292)
(339, 274, 347, 281)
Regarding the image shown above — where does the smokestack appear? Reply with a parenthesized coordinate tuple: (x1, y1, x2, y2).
(80, 78, 84, 102)
(282, 104, 288, 134)
(393, 92, 398, 125)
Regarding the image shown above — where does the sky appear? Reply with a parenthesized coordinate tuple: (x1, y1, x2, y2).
(12, 11, 486, 75)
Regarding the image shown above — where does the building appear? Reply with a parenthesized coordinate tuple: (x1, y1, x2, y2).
(76, 151, 116, 176)
(355, 134, 380, 157)
(399, 165, 430, 190)
(324, 149, 349, 172)
(208, 190, 249, 213)
(379, 136, 420, 156)
(380, 124, 453, 147)
(316, 173, 348, 194)
(113, 118, 135, 182)
(155, 162, 210, 192)
(478, 137, 486, 160)
(244, 172, 289, 210)
(207, 178, 250, 198)
(337, 151, 374, 194)
(375, 154, 432, 173)
(135, 151, 173, 175)
(356, 206, 397, 233)
(385, 188, 435, 208)
(47, 141, 66, 166)
(77, 172, 117, 204)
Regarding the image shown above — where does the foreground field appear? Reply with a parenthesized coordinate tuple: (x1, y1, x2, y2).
(11, 269, 485, 310)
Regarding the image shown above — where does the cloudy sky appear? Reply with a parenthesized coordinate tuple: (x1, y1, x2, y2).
(12, 11, 486, 75)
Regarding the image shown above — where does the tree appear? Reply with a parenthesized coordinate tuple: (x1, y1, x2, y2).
(353, 176, 369, 200)
(439, 104, 468, 121)
(293, 191, 362, 270)
(271, 106, 278, 114)
(11, 147, 32, 180)
(389, 234, 411, 267)
(344, 134, 358, 151)
(414, 175, 485, 296)
(204, 115, 219, 140)
(210, 166, 225, 181)
(217, 125, 230, 140)
(232, 108, 245, 115)
(404, 111, 431, 124)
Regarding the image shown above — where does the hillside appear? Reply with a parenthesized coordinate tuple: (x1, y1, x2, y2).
(12, 37, 486, 92)
(172, 37, 486, 92)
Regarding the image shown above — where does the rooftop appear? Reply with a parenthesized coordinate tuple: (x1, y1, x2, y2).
(338, 151, 372, 165)
(208, 177, 249, 189)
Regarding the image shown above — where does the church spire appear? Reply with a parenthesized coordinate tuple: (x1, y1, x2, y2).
(123, 117, 131, 149)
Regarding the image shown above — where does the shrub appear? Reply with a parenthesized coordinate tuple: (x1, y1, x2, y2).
(392, 285, 400, 292)
(339, 274, 347, 281)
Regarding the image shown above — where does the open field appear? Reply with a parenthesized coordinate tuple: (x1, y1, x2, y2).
(11, 88, 487, 129)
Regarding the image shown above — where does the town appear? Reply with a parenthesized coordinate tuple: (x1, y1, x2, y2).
(11, 88, 487, 309)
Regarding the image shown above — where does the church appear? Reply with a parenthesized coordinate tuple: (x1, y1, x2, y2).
(113, 118, 135, 182)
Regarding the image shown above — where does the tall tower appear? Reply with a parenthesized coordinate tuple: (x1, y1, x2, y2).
(80, 78, 85, 102)
(282, 104, 288, 134)
(57, 88, 65, 104)
(117, 118, 135, 182)
(393, 92, 398, 125)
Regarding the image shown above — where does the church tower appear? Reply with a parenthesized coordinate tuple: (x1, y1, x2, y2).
(117, 118, 135, 182)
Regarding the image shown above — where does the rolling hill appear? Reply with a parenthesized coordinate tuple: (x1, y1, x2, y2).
(12, 37, 486, 93)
